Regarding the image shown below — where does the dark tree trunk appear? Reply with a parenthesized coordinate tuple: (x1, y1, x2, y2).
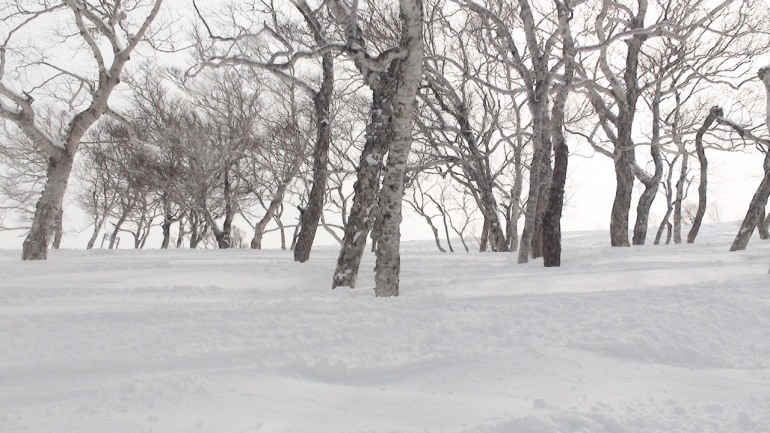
(687, 107, 721, 243)
(758, 209, 770, 240)
(542, 139, 567, 267)
(479, 219, 489, 252)
(23, 155, 74, 260)
(632, 85, 663, 246)
(730, 152, 770, 251)
(610, 149, 634, 247)
(294, 53, 334, 263)
(332, 86, 391, 289)
(542, 14, 574, 267)
(160, 195, 173, 249)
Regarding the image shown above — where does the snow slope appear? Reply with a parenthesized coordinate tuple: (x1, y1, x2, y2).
(1, 223, 769, 433)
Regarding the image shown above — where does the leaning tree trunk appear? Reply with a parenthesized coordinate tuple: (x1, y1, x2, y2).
(372, 0, 424, 297)
(294, 53, 334, 263)
(687, 107, 721, 243)
(109, 206, 129, 249)
(332, 87, 392, 288)
(730, 151, 770, 251)
(758, 209, 770, 240)
(22, 155, 73, 260)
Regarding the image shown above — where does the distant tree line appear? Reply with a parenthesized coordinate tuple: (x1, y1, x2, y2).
(2, 0, 770, 296)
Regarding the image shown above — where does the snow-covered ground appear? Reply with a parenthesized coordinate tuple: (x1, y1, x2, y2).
(1, 223, 769, 433)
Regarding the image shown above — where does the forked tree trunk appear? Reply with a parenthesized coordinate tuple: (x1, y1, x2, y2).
(687, 107, 721, 243)
(22, 155, 73, 260)
(160, 194, 173, 249)
(332, 86, 391, 288)
(294, 53, 334, 263)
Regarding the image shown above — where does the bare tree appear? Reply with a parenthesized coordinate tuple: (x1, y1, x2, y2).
(193, 0, 335, 262)
(0, 0, 163, 259)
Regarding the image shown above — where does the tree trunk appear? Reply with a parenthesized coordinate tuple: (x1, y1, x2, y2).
(542, 138, 567, 267)
(730, 152, 770, 251)
(294, 53, 334, 263)
(176, 218, 186, 248)
(673, 147, 688, 244)
(332, 86, 391, 288)
(518, 97, 549, 263)
(51, 207, 64, 249)
(22, 155, 73, 260)
(160, 194, 172, 249)
(632, 85, 663, 246)
(542, 11, 574, 267)
(531, 143, 552, 259)
(758, 209, 770, 240)
(610, 150, 634, 247)
(508, 148, 523, 252)
(372, 0, 424, 297)
(687, 107, 721, 243)
(479, 219, 489, 252)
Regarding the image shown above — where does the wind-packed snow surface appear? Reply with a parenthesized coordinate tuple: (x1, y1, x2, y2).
(2, 224, 770, 433)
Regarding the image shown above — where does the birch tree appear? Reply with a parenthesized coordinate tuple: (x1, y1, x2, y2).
(0, 0, 164, 259)
(326, 0, 424, 297)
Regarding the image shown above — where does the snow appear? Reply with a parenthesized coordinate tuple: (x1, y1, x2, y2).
(1, 223, 769, 433)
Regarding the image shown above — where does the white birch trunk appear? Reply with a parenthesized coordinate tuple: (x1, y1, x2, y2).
(373, 0, 424, 297)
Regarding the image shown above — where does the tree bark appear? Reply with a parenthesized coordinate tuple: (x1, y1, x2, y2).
(373, 0, 424, 297)
(531, 149, 552, 259)
(631, 84, 663, 245)
(51, 207, 64, 249)
(687, 107, 721, 243)
(542, 5, 574, 267)
(22, 155, 73, 259)
(758, 209, 770, 240)
(332, 86, 391, 288)
(673, 147, 688, 244)
(294, 53, 334, 263)
(518, 97, 549, 263)
(730, 151, 770, 251)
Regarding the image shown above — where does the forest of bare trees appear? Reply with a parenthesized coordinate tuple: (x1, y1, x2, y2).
(3, 0, 770, 295)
